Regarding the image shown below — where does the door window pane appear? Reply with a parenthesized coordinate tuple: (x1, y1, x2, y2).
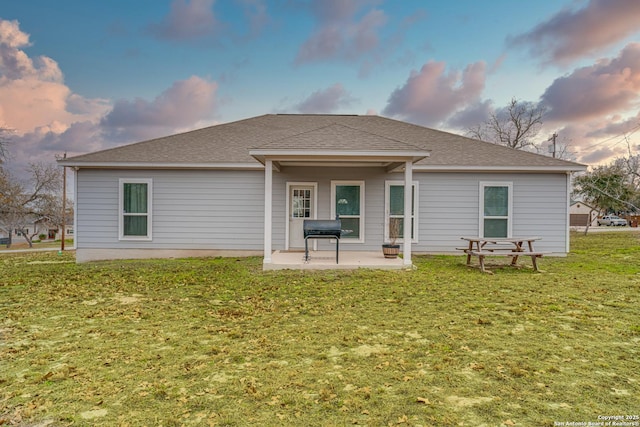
(292, 189, 311, 218)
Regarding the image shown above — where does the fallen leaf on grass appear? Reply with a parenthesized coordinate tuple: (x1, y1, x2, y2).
(416, 397, 431, 404)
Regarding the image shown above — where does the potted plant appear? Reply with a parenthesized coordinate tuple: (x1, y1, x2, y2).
(382, 217, 401, 258)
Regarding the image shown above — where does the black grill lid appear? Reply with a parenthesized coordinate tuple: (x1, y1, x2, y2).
(303, 219, 342, 237)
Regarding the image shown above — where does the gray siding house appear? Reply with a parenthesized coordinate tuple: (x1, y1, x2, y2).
(59, 114, 586, 267)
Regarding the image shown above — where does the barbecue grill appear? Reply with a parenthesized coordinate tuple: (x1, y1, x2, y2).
(303, 217, 342, 263)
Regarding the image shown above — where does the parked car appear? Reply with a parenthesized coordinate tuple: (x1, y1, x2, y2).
(597, 215, 627, 226)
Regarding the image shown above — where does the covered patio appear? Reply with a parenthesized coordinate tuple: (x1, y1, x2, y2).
(249, 124, 430, 271)
(264, 250, 409, 270)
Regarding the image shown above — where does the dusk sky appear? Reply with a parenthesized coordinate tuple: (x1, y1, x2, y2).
(2, 0, 640, 175)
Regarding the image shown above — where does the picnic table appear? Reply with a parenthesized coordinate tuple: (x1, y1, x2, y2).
(459, 236, 546, 273)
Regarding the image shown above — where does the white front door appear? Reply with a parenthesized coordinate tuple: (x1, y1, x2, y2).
(289, 185, 315, 249)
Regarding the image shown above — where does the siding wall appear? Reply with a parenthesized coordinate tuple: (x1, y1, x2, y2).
(274, 168, 569, 254)
(417, 172, 568, 253)
(76, 169, 264, 250)
(76, 168, 570, 259)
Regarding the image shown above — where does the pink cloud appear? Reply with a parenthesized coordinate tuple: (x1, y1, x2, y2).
(101, 76, 219, 141)
(585, 111, 640, 139)
(295, 83, 355, 113)
(509, 0, 640, 65)
(541, 43, 640, 122)
(382, 61, 486, 126)
(295, 0, 386, 65)
(545, 116, 639, 166)
(148, 0, 220, 42)
(0, 19, 109, 133)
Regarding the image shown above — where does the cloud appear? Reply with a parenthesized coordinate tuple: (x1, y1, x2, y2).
(541, 43, 640, 122)
(0, 18, 223, 179)
(238, 0, 270, 38)
(148, 0, 220, 42)
(544, 114, 640, 166)
(295, 0, 386, 65)
(382, 61, 486, 127)
(294, 83, 355, 113)
(101, 76, 218, 141)
(509, 0, 640, 65)
(0, 19, 109, 134)
(445, 100, 493, 130)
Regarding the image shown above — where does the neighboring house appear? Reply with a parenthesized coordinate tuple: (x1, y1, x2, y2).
(33, 217, 75, 240)
(59, 114, 586, 266)
(569, 201, 598, 227)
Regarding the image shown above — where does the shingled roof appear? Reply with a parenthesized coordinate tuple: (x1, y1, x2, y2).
(60, 114, 585, 172)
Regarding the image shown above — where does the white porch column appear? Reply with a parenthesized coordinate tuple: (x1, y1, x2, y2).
(403, 160, 412, 266)
(263, 159, 273, 264)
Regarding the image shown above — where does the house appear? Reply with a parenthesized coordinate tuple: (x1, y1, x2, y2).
(58, 114, 586, 267)
(569, 201, 598, 227)
(33, 217, 75, 241)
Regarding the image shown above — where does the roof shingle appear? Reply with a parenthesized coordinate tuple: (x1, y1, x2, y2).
(61, 114, 585, 171)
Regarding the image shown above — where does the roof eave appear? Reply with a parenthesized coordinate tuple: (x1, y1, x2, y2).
(249, 149, 431, 165)
(57, 161, 263, 170)
(414, 164, 588, 173)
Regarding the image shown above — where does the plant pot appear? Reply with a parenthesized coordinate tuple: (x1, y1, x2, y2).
(382, 244, 400, 259)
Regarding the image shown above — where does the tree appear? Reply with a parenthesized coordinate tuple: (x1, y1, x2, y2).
(35, 192, 74, 240)
(468, 97, 545, 150)
(0, 127, 10, 164)
(0, 163, 62, 248)
(572, 164, 637, 234)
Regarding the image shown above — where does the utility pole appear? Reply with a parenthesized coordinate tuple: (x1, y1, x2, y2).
(61, 153, 66, 252)
(548, 133, 558, 158)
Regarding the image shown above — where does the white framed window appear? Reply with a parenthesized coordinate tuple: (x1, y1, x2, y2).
(385, 181, 418, 243)
(119, 178, 152, 240)
(479, 182, 512, 238)
(331, 180, 364, 243)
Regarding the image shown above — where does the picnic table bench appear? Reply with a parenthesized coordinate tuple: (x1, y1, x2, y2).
(459, 236, 547, 273)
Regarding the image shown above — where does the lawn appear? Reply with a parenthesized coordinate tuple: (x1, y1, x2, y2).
(1, 232, 639, 426)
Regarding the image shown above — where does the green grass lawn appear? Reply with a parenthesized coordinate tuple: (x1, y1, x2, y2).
(1, 232, 639, 426)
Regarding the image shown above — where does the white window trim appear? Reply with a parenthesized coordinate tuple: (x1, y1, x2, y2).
(119, 178, 153, 241)
(331, 180, 365, 243)
(385, 180, 418, 244)
(479, 181, 513, 238)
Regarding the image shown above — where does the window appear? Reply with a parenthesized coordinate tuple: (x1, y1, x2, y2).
(119, 178, 152, 240)
(385, 181, 418, 243)
(331, 181, 364, 242)
(292, 188, 312, 218)
(480, 182, 512, 238)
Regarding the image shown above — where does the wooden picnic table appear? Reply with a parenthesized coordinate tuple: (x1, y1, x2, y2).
(459, 236, 546, 273)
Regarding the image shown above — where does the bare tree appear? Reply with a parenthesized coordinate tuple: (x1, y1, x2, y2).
(0, 127, 10, 164)
(0, 163, 62, 248)
(35, 193, 74, 239)
(468, 97, 545, 150)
